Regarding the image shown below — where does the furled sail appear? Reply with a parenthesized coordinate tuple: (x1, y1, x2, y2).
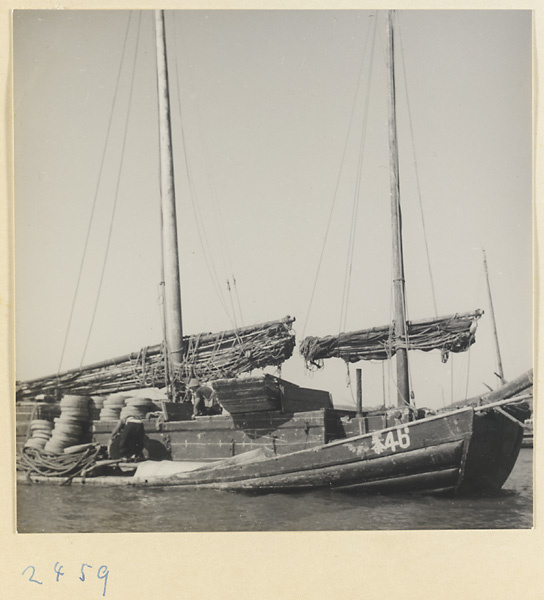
(300, 310, 483, 368)
(16, 316, 296, 400)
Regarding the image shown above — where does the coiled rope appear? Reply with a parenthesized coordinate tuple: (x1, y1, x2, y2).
(17, 445, 102, 484)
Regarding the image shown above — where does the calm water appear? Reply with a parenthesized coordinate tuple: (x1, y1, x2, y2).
(17, 448, 533, 533)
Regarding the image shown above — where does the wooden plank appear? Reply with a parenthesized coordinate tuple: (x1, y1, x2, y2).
(168, 441, 321, 461)
(280, 384, 333, 412)
(162, 402, 193, 421)
(165, 422, 325, 460)
(92, 420, 120, 434)
(337, 467, 460, 493)
(161, 410, 327, 432)
(91, 412, 326, 461)
(214, 376, 281, 414)
(218, 398, 280, 413)
(213, 375, 334, 415)
(214, 382, 277, 395)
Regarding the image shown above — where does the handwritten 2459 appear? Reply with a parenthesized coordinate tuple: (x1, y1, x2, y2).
(22, 562, 110, 597)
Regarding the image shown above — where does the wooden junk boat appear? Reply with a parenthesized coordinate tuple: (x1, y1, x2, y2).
(16, 11, 530, 494)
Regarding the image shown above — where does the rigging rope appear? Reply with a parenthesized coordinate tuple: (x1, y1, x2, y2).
(231, 276, 245, 327)
(339, 15, 379, 333)
(172, 47, 231, 321)
(461, 254, 487, 398)
(171, 13, 241, 328)
(157, 282, 171, 390)
(382, 361, 387, 406)
(57, 12, 135, 375)
(175, 15, 235, 285)
(396, 13, 438, 317)
(175, 19, 245, 328)
(226, 279, 239, 330)
(302, 13, 377, 339)
(450, 355, 454, 405)
(464, 346, 472, 401)
(80, 12, 144, 367)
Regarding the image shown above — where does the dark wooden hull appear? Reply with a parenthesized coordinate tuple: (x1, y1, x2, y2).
(130, 406, 523, 494)
(89, 409, 335, 460)
(16, 390, 524, 495)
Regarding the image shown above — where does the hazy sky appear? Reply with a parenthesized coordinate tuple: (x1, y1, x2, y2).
(14, 10, 532, 409)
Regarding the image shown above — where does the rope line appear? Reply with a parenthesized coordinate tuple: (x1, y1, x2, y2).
(396, 13, 438, 317)
(302, 13, 377, 339)
(232, 276, 245, 327)
(57, 12, 134, 375)
(174, 16, 245, 326)
(170, 13, 239, 327)
(79, 12, 144, 367)
(339, 15, 378, 332)
(174, 15, 234, 280)
(17, 445, 102, 481)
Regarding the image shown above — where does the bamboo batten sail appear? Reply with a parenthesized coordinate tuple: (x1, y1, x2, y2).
(300, 310, 483, 368)
(16, 317, 296, 400)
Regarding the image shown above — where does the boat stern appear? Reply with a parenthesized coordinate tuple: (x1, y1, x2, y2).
(457, 407, 524, 494)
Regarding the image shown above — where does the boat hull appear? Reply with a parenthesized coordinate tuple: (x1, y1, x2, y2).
(130, 406, 523, 494)
(17, 400, 523, 495)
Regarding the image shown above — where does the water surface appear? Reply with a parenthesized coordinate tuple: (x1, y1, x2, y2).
(17, 448, 533, 532)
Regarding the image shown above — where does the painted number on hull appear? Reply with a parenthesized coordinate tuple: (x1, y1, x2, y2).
(371, 427, 410, 455)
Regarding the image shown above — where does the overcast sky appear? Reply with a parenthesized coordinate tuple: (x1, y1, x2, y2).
(13, 9, 532, 409)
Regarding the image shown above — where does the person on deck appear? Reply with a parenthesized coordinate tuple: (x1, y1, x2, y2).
(188, 378, 220, 419)
(108, 415, 145, 460)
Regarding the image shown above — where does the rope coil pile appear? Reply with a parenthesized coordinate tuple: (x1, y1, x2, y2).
(17, 445, 102, 482)
(99, 394, 128, 420)
(24, 420, 54, 451)
(44, 395, 93, 453)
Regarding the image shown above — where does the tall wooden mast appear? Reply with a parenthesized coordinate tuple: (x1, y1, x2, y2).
(482, 249, 505, 384)
(155, 10, 184, 368)
(386, 11, 410, 407)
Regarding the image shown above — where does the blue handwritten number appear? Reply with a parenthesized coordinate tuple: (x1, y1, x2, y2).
(22, 566, 42, 585)
(80, 563, 92, 582)
(97, 565, 109, 597)
(54, 562, 65, 582)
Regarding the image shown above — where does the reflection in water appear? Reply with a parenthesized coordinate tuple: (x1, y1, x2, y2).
(17, 448, 533, 533)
